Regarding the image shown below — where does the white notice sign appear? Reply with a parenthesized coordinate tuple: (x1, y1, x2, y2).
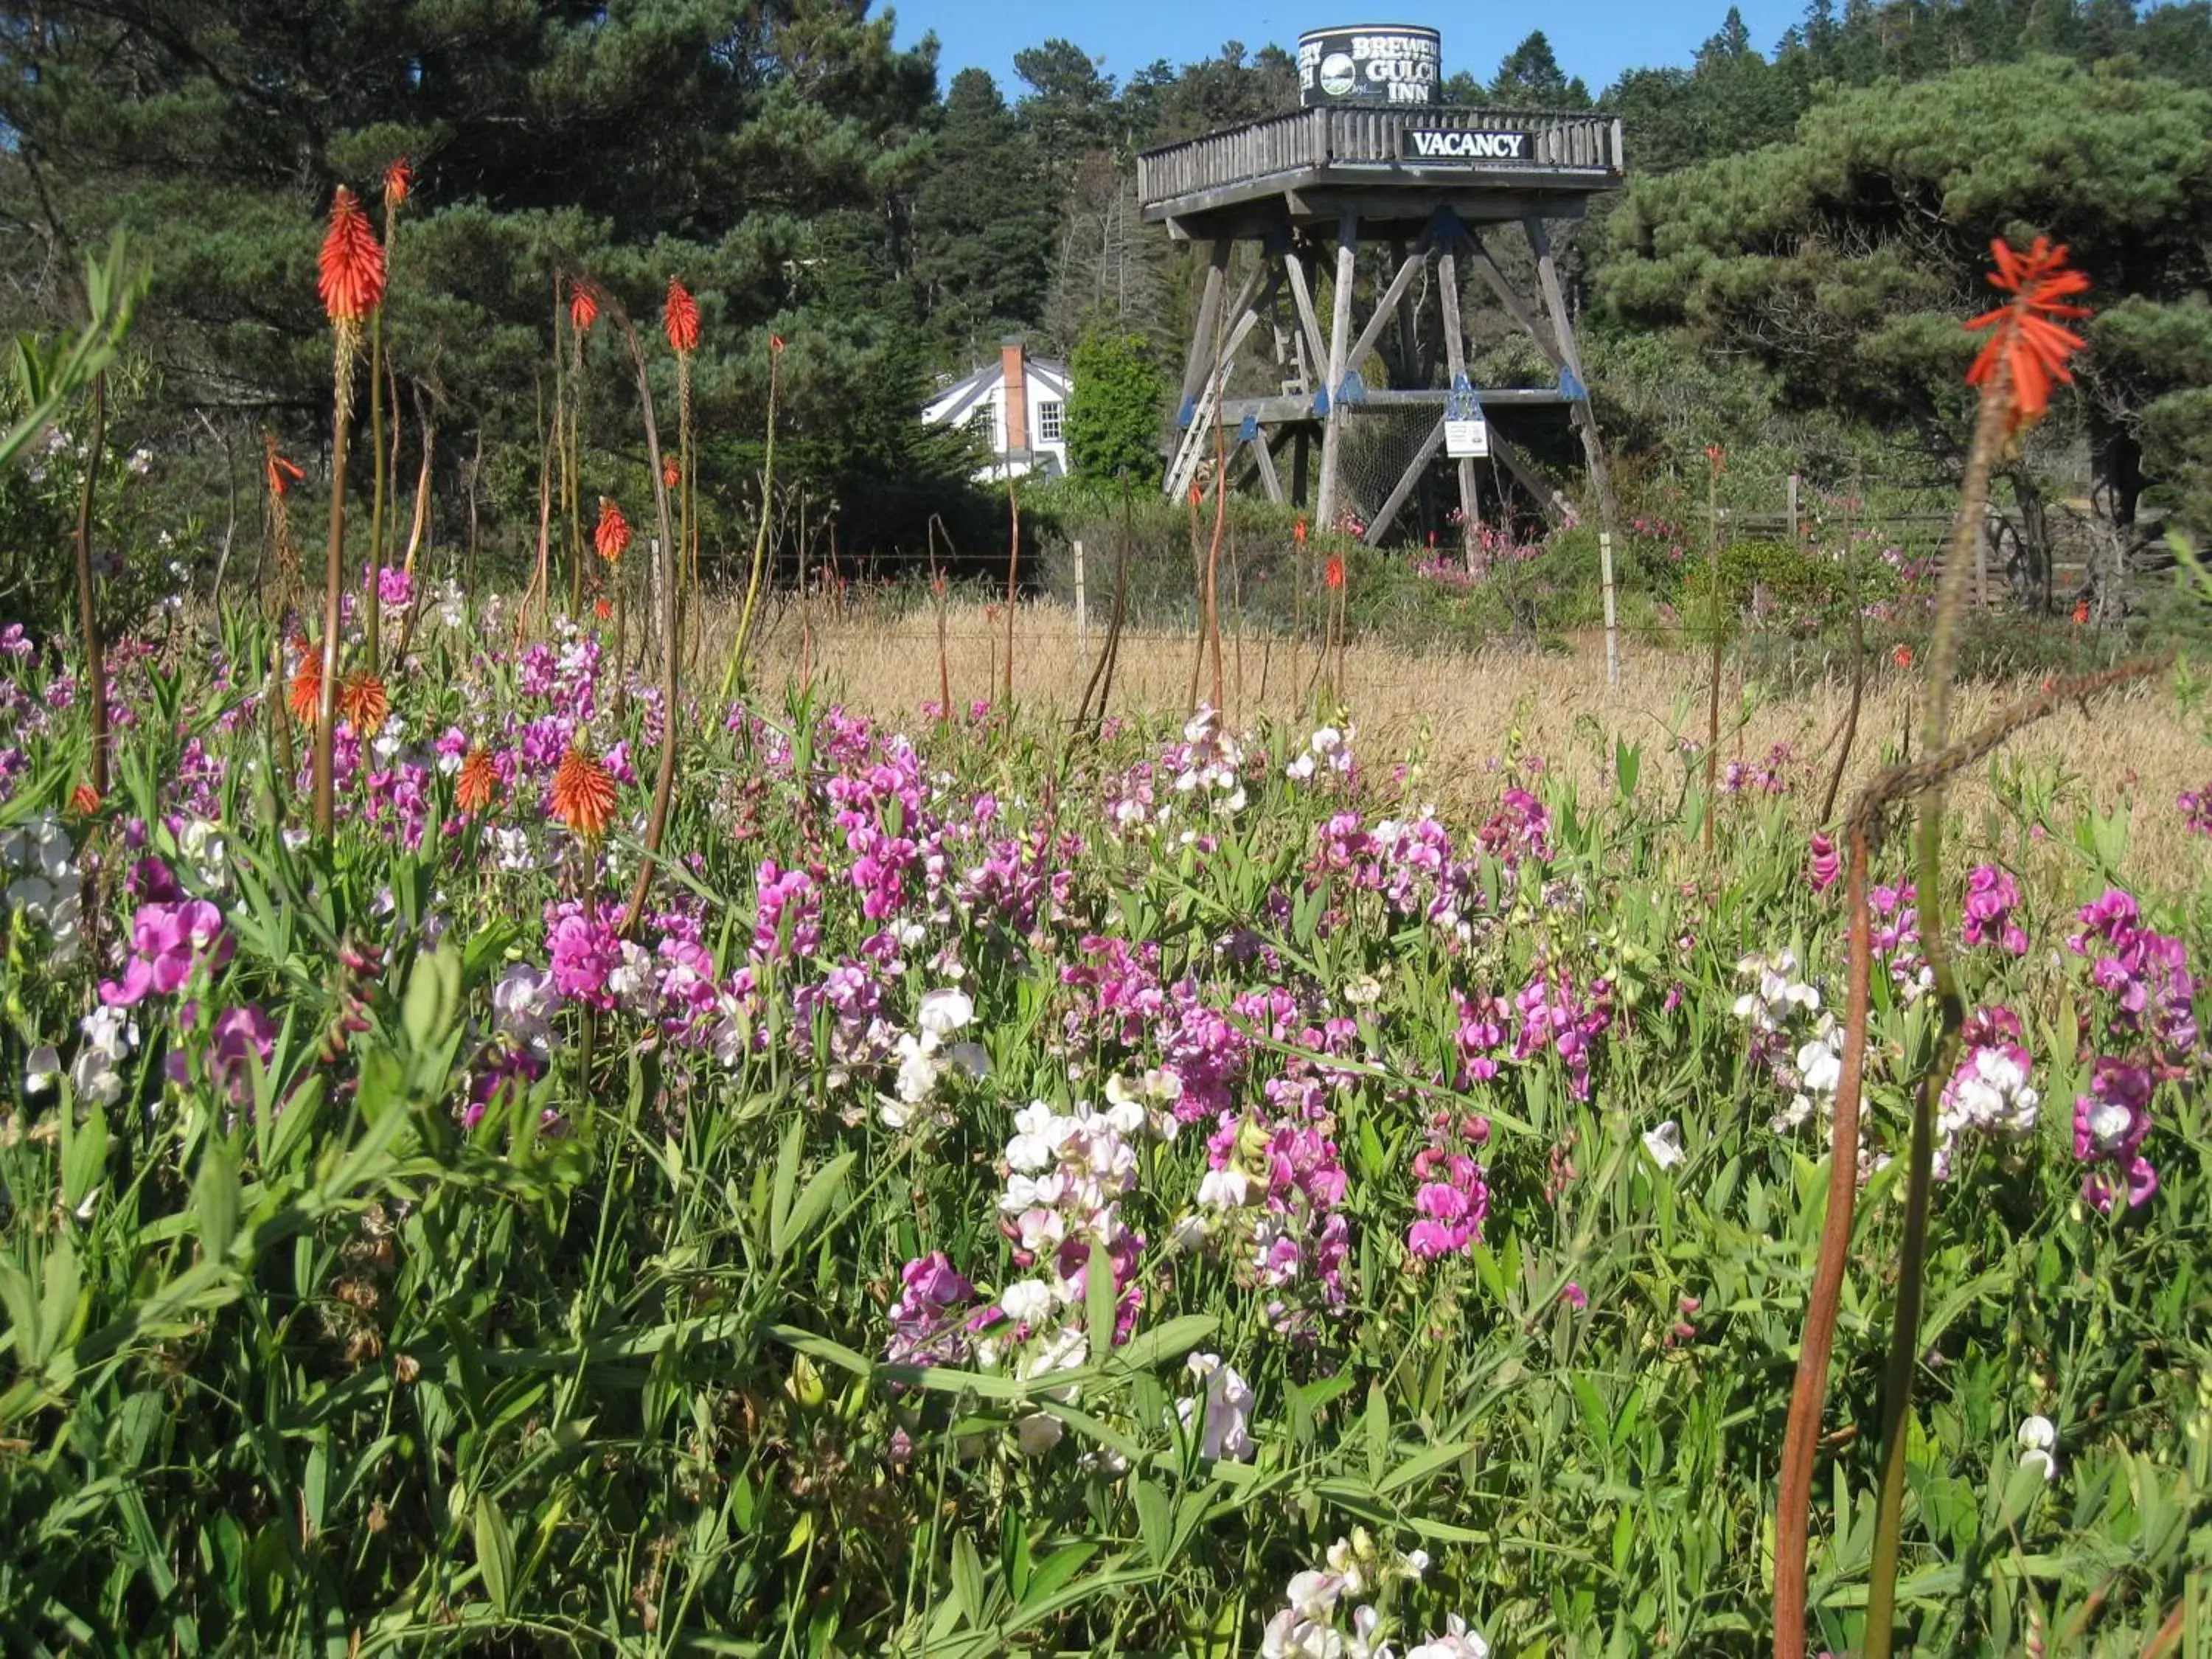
(1444, 415, 1489, 458)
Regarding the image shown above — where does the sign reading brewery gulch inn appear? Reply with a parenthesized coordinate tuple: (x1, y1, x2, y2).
(1401, 128, 1531, 162)
(1297, 25, 1441, 107)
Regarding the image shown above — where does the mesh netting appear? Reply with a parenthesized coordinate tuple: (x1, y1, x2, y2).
(1332, 403, 1440, 540)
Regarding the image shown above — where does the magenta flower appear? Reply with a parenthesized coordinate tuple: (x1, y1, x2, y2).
(165, 1001, 277, 1105)
(101, 899, 233, 1006)
(1808, 832, 1840, 892)
(545, 901, 621, 1012)
(1961, 864, 2028, 955)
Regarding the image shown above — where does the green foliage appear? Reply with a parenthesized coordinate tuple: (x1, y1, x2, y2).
(1601, 56, 2212, 537)
(1063, 330, 1169, 485)
(3, 602, 2211, 1650)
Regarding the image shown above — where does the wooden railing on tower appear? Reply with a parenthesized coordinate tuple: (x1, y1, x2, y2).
(1136, 105, 1624, 212)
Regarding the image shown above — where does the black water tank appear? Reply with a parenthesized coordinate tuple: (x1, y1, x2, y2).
(1296, 25, 1441, 108)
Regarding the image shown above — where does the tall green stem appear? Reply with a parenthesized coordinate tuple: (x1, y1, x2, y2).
(1863, 383, 2008, 1658)
(314, 337, 355, 838)
(366, 305, 385, 677)
(73, 371, 109, 799)
(721, 350, 779, 706)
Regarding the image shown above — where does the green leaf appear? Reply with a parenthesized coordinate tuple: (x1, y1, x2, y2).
(950, 1529, 985, 1629)
(1020, 1543, 1097, 1609)
(195, 1143, 239, 1264)
(772, 1151, 854, 1262)
(1364, 1379, 1389, 1485)
(1114, 1315, 1218, 1374)
(474, 1492, 515, 1615)
(1133, 1479, 1172, 1568)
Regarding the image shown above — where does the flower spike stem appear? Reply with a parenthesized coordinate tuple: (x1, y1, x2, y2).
(1860, 369, 2009, 1659)
(1703, 450, 1723, 855)
(1771, 653, 2165, 1659)
(1773, 822, 1873, 1657)
(610, 298, 680, 941)
(313, 346, 355, 837)
(1004, 468, 1021, 706)
(73, 369, 110, 799)
(366, 302, 386, 676)
(722, 346, 780, 706)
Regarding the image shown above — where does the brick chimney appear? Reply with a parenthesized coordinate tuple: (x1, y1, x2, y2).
(999, 336, 1030, 461)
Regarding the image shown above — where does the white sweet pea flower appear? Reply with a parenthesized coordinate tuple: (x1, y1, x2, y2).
(1014, 1411, 1062, 1456)
(1406, 1615, 1492, 1659)
(1262, 1611, 1348, 1659)
(1796, 1037, 1843, 1096)
(2017, 1413, 2058, 1482)
(942, 1040, 991, 1079)
(1196, 1167, 1250, 1208)
(1005, 1101, 1071, 1172)
(894, 1033, 942, 1105)
(1285, 1570, 1347, 1622)
(995, 1278, 1057, 1327)
(1642, 1119, 1686, 1170)
(917, 987, 973, 1037)
(24, 1043, 61, 1093)
(1175, 1352, 1256, 1461)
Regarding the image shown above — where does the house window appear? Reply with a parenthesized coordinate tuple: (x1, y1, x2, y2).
(1037, 399, 1063, 442)
(967, 401, 996, 446)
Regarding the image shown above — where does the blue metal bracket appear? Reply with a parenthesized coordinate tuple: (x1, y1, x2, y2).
(1177, 395, 1197, 430)
(1312, 385, 1330, 417)
(1338, 370, 1368, 406)
(1558, 366, 1587, 403)
(1447, 372, 1484, 422)
(1237, 411, 1259, 442)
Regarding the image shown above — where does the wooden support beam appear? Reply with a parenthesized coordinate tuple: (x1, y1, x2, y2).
(1524, 215, 1621, 535)
(1486, 428, 1572, 526)
(1220, 386, 1571, 424)
(1281, 247, 1329, 397)
(1175, 240, 1234, 422)
(1336, 232, 1431, 397)
(1250, 428, 1284, 504)
(1159, 270, 1283, 504)
(1433, 238, 1482, 563)
(1313, 211, 1359, 532)
(1461, 228, 1563, 372)
(1291, 427, 1311, 509)
(1362, 417, 1445, 547)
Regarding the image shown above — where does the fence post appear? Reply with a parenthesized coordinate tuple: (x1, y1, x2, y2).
(1599, 529, 1620, 690)
(1787, 471, 1801, 546)
(1074, 539, 1088, 642)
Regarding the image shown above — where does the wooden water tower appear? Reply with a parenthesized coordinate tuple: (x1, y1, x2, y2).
(1135, 24, 1626, 552)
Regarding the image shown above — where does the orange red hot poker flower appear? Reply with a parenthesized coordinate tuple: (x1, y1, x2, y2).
(550, 746, 618, 841)
(288, 640, 324, 726)
(317, 187, 386, 326)
(570, 284, 599, 335)
(383, 157, 412, 209)
(340, 671, 390, 738)
(594, 498, 631, 564)
(664, 278, 700, 355)
(456, 746, 496, 816)
(1966, 236, 2091, 434)
(265, 443, 304, 498)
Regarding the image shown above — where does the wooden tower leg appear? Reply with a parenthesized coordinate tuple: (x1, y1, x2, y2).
(1165, 263, 1275, 502)
(1524, 215, 1621, 535)
(1433, 232, 1482, 571)
(1166, 240, 1233, 493)
(1391, 240, 1436, 545)
(1313, 211, 1359, 532)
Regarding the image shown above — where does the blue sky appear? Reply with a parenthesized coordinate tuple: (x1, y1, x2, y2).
(886, 0, 1812, 97)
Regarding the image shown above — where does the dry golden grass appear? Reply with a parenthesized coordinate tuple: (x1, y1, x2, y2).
(703, 595, 2207, 894)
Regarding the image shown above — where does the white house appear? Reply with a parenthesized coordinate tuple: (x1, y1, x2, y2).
(922, 338, 1071, 482)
